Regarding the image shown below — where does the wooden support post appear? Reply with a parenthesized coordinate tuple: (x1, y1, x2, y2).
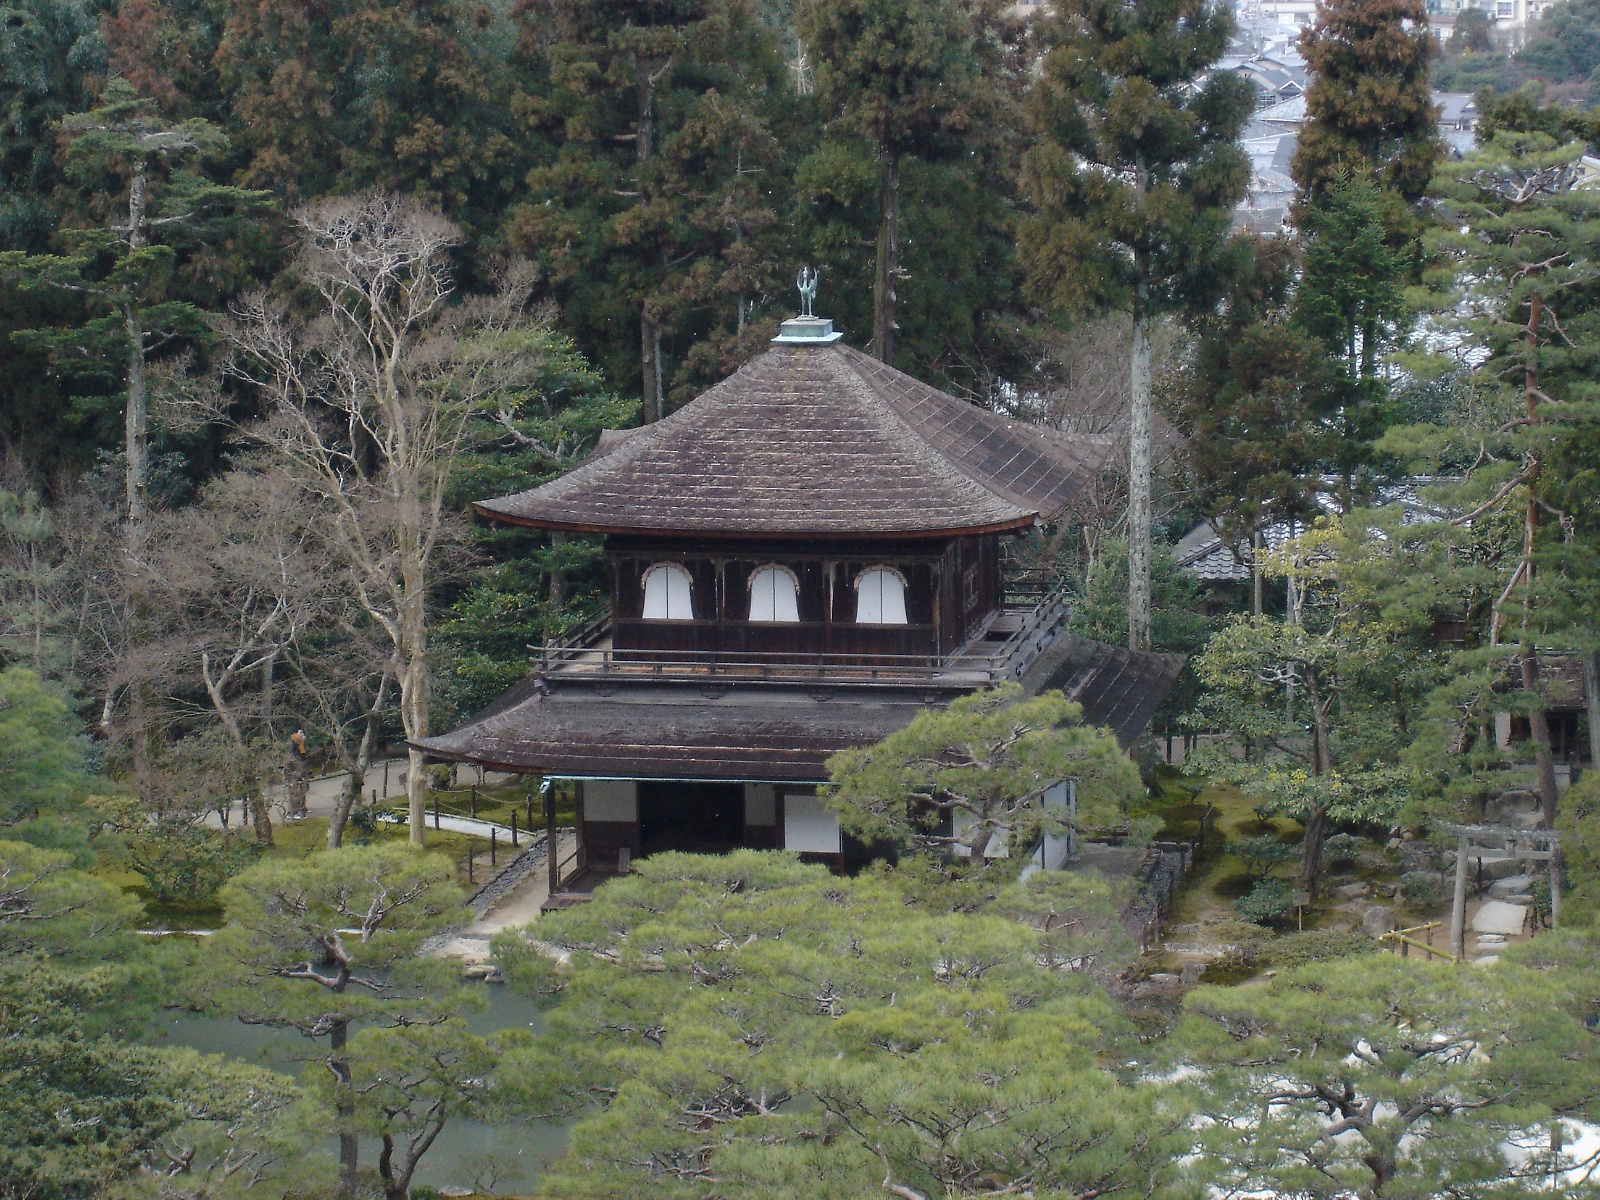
(546, 782, 558, 896)
(490, 828, 497, 867)
(510, 809, 518, 847)
(1450, 833, 1469, 961)
(471, 784, 478, 819)
(466, 851, 474, 886)
(433, 793, 440, 832)
(383, 759, 390, 798)
(1550, 844, 1562, 930)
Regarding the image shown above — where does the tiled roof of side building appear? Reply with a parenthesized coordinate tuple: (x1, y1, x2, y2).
(476, 339, 1112, 538)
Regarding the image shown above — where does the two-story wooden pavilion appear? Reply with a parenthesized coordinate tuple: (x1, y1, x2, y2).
(417, 307, 1185, 896)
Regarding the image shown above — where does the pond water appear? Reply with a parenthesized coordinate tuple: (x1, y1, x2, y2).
(149, 982, 570, 1193)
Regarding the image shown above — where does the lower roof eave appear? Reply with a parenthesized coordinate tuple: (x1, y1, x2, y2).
(409, 737, 834, 784)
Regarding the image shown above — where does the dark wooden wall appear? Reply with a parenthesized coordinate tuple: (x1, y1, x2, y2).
(606, 535, 1004, 662)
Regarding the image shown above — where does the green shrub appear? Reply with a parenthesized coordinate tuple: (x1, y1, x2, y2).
(1234, 835, 1294, 880)
(1234, 877, 1297, 924)
(1260, 930, 1379, 969)
(1399, 870, 1445, 909)
(124, 824, 263, 903)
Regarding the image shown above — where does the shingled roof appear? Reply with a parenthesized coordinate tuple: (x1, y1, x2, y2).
(477, 340, 1110, 538)
(417, 635, 1186, 780)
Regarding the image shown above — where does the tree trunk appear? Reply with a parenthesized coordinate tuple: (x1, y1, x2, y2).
(379, 1135, 399, 1200)
(1126, 309, 1153, 652)
(260, 645, 277, 739)
(872, 151, 901, 365)
(124, 165, 149, 552)
(634, 53, 666, 421)
(330, 1019, 359, 1198)
(548, 529, 568, 611)
(1585, 650, 1600, 769)
(327, 678, 385, 849)
(1299, 802, 1329, 899)
(1518, 291, 1560, 826)
(1522, 651, 1560, 826)
(641, 309, 662, 423)
(1300, 682, 1334, 898)
(399, 609, 430, 847)
(1251, 530, 1263, 616)
(125, 308, 149, 549)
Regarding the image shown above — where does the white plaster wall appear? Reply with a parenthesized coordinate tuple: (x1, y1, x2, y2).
(585, 779, 638, 822)
(783, 793, 840, 853)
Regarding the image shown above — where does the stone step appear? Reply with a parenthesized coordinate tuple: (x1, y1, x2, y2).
(1471, 900, 1529, 936)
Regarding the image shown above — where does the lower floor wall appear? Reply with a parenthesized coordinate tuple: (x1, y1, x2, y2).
(573, 778, 843, 870)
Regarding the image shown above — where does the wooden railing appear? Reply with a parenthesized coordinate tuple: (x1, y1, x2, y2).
(536, 582, 1073, 687)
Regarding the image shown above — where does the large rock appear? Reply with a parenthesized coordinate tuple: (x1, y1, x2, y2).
(1334, 881, 1370, 899)
(1362, 906, 1395, 938)
(1488, 874, 1536, 898)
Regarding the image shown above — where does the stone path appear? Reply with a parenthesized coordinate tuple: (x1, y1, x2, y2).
(205, 759, 523, 834)
(429, 830, 579, 966)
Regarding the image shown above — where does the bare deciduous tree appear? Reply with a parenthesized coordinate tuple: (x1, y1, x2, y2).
(218, 193, 552, 844)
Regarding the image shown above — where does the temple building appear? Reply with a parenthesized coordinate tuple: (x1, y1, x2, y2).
(418, 302, 1185, 899)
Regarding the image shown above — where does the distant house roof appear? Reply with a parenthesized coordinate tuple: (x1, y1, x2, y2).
(1256, 94, 1307, 126)
(1176, 481, 1462, 585)
(1433, 92, 1479, 130)
(476, 339, 1111, 540)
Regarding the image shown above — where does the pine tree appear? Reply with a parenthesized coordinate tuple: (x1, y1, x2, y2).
(0, 82, 269, 551)
(1017, 0, 1251, 651)
(1291, 0, 1442, 211)
(1420, 113, 1600, 835)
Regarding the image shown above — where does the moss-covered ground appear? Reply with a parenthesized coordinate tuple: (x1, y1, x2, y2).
(106, 815, 493, 929)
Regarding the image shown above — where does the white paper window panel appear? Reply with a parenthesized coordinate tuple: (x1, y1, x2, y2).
(585, 779, 637, 822)
(744, 783, 776, 826)
(642, 564, 694, 620)
(854, 569, 907, 625)
(951, 811, 1010, 858)
(783, 793, 841, 853)
(748, 566, 799, 622)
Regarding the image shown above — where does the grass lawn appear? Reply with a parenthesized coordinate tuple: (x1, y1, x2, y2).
(408, 778, 578, 829)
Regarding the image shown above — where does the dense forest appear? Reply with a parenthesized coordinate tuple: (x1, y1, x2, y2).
(4, 0, 1600, 1197)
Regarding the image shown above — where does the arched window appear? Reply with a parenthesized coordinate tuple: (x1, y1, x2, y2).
(854, 567, 908, 625)
(748, 565, 799, 623)
(641, 563, 694, 620)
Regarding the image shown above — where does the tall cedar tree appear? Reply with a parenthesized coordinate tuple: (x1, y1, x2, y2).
(509, 0, 786, 420)
(1018, 0, 1251, 651)
(1291, 0, 1441, 215)
(215, 0, 521, 231)
(0, 82, 269, 551)
(796, 0, 1006, 365)
(1175, 237, 1337, 558)
(1291, 173, 1412, 502)
(0, 0, 105, 478)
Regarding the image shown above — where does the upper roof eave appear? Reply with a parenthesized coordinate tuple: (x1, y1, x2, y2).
(469, 502, 1040, 541)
